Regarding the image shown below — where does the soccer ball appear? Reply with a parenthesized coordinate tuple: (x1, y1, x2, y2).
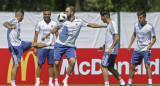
(57, 12, 67, 22)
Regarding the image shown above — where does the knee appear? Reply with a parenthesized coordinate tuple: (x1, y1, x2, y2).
(12, 64, 20, 73)
(15, 64, 20, 69)
(54, 61, 60, 67)
(130, 65, 136, 70)
(145, 64, 150, 69)
(100, 65, 103, 69)
(69, 58, 76, 66)
(38, 64, 43, 68)
(48, 64, 53, 67)
(100, 65, 106, 69)
(108, 68, 113, 71)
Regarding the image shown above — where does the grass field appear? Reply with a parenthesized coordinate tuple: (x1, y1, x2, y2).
(1, 85, 160, 86)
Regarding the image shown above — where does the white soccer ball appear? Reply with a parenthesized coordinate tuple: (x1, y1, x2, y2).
(57, 12, 67, 22)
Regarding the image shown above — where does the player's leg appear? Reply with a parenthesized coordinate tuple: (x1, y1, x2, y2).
(35, 49, 46, 86)
(127, 51, 142, 86)
(31, 42, 46, 48)
(48, 64, 54, 86)
(144, 51, 152, 86)
(108, 68, 125, 86)
(33, 34, 54, 48)
(47, 49, 55, 86)
(100, 65, 109, 86)
(101, 52, 110, 86)
(67, 58, 76, 75)
(107, 55, 119, 80)
(54, 61, 60, 86)
(31, 42, 53, 48)
(62, 57, 76, 86)
(11, 64, 20, 86)
(9, 45, 23, 86)
(31, 34, 54, 48)
(54, 43, 65, 86)
(145, 64, 152, 86)
(35, 64, 43, 86)
(104, 54, 125, 86)
(63, 47, 76, 86)
(107, 54, 125, 85)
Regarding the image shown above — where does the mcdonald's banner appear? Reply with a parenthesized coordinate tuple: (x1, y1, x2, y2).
(0, 48, 160, 85)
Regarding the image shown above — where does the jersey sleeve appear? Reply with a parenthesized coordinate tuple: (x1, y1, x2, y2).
(110, 22, 118, 34)
(35, 22, 40, 32)
(81, 19, 88, 27)
(134, 24, 136, 32)
(7, 18, 17, 25)
(151, 26, 156, 36)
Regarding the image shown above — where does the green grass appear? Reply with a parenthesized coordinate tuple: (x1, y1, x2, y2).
(0, 85, 160, 86)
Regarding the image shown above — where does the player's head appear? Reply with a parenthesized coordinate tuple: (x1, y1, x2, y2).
(137, 10, 146, 24)
(100, 10, 110, 23)
(65, 6, 75, 19)
(43, 9, 51, 23)
(15, 9, 24, 22)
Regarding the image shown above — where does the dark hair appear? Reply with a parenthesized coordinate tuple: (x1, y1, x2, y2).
(66, 6, 75, 13)
(43, 8, 51, 12)
(137, 10, 146, 17)
(100, 10, 110, 17)
(15, 9, 24, 15)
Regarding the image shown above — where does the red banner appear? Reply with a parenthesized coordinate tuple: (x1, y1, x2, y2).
(0, 48, 160, 85)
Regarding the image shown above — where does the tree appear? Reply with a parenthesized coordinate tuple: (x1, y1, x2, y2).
(0, 0, 159, 12)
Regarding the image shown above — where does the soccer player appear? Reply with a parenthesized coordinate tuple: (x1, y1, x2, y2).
(126, 10, 156, 86)
(42, 6, 107, 86)
(3, 9, 51, 86)
(98, 10, 126, 86)
(34, 9, 58, 86)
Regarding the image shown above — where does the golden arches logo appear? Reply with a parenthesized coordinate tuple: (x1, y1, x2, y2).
(7, 51, 37, 83)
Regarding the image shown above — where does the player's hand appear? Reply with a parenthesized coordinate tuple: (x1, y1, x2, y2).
(147, 45, 151, 51)
(128, 45, 131, 52)
(11, 25, 16, 29)
(107, 48, 112, 55)
(98, 46, 104, 52)
(41, 36, 46, 41)
(33, 48, 37, 56)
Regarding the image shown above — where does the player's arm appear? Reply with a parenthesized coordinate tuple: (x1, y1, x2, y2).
(33, 31, 39, 56)
(55, 31, 59, 38)
(128, 32, 136, 52)
(107, 34, 119, 55)
(87, 23, 107, 28)
(147, 36, 156, 50)
(34, 31, 39, 43)
(3, 21, 16, 29)
(42, 26, 59, 41)
(147, 26, 156, 50)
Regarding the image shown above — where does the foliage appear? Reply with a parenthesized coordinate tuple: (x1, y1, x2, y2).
(0, 0, 159, 12)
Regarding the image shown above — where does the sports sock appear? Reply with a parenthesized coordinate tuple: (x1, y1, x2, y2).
(49, 77, 53, 84)
(64, 74, 69, 82)
(36, 77, 40, 83)
(11, 80, 15, 85)
(148, 79, 152, 85)
(105, 81, 109, 86)
(55, 78, 58, 85)
(119, 79, 125, 85)
(128, 79, 132, 85)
